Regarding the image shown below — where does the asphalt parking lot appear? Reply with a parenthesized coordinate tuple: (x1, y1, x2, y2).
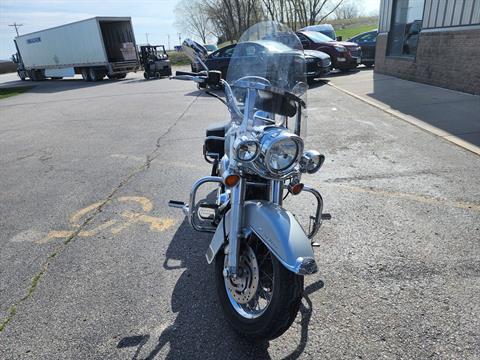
(0, 69, 479, 359)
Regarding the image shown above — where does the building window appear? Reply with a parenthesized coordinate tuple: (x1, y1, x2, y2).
(388, 0, 425, 57)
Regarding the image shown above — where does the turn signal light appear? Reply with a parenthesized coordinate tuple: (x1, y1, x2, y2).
(289, 183, 304, 195)
(224, 174, 240, 187)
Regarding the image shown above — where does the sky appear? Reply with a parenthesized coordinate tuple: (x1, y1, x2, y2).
(0, 0, 380, 60)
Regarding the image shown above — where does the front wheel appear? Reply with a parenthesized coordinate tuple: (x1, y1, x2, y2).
(215, 235, 304, 340)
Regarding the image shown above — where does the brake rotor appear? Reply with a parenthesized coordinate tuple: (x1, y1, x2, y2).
(224, 245, 259, 304)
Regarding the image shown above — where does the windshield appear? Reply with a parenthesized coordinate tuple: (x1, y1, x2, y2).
(322, 30, 336, 40)
(204, 44, 218, 52)
(302, 31, 334, 43)
(226, 21, 308, 136)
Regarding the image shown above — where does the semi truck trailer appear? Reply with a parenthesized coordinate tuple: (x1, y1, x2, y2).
(12, 17, 139, 81)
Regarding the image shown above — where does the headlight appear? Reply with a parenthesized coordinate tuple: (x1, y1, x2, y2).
(300, 150, 325, 174)
(334, 45, 347, 52)
(234, 137, 259, 162)
(260, 130, 303, 175)
(267, 138, 298, 171)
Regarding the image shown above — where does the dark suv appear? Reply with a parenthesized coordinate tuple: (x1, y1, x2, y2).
(297, 30, 362, 71)
(349, 30, 377, 67)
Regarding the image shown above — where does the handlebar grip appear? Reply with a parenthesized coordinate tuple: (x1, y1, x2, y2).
(176, 70, 199, 77)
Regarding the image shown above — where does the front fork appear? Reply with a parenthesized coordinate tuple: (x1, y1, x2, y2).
(225, 177, 246, 276)
(226, 178, 283, 277)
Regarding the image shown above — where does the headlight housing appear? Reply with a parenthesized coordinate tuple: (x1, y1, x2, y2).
(300, 150, 325, 174)
(234, 137, 259, 162)
(334, 45, 347, 52)
(257, 129, 304, 177)
(266, 138, 299, 171)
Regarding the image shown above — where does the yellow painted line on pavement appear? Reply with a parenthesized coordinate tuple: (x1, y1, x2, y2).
(35, 196, 175, 244)
(117, 196, 153, 212)
(69, 201, 104, 228)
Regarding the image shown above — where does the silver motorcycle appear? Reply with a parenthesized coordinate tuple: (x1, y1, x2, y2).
(169, 22, 329, 340)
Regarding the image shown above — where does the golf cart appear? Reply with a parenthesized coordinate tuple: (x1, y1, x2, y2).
(139, 45, 172, 80)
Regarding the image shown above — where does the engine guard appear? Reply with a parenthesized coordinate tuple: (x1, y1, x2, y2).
(206, 201, 318, 275)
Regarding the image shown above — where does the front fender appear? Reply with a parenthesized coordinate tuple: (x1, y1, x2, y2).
(205, 201, 318, 275)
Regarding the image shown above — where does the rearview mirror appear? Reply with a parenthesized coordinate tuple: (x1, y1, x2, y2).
(182, 39, 208, 64)
(336, 36, 342, 41)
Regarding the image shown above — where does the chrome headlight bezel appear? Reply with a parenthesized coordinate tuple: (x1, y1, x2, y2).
(300, 150, 325, 174)
(257, 128, 304, 177)
(233, 136, 260, 162)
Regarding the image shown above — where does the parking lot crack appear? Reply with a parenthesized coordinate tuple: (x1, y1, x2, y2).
(0, 94, 199, 333)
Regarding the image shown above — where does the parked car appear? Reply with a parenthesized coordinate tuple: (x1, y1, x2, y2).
(191, 42, 331, 82)
(348, 29, 377, 67)
(191, 44, 235, 77)
(301, 24, 338, 40)
(296, 30, 361, 71)
(204, 44, 218, 54)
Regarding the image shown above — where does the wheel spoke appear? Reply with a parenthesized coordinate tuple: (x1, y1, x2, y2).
(224, 238, 274, 318)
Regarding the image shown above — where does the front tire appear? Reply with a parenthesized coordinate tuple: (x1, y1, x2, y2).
(215, 235, 304, 340)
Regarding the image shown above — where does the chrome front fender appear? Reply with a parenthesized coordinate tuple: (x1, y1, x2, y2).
(205, 201, 318, 275)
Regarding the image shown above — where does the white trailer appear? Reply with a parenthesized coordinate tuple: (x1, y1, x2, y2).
(13, 17, 139, 81)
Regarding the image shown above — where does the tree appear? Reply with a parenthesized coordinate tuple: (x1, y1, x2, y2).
(176, 0, 347, 43)
(292, 0, 345, 27)
(334, 0, 359, 19)
(174, 0, 213, 43)
(260, 0, 345, 30)
(204, 0, 263, 42)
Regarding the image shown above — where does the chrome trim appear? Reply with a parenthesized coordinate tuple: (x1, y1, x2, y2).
(227, 178, 246, 276)
(269, 180, 284, 205)
(233, 136, 260, 162)
(300, 150, 325, 174)
(302, 186, 324, 239)
(260, 129, 304, 176)
(188, 176, 223, 233)
(295, 257, 318, 275)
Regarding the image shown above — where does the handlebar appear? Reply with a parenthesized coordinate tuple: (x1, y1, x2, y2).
(176, 70, 203, 77)
(170, 70, 243, 120)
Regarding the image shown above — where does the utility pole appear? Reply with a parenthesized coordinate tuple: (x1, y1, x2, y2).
(145, 32, 150, 44)
(167, 34, 170, 51)
(8, 22, 23, 36)
(177, 33, 182, 46)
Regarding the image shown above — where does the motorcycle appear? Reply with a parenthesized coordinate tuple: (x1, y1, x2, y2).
(169, 21, 329, 340)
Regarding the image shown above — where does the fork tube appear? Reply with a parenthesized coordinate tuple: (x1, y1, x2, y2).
(269, 180, 284, 205)
(227, 177, 246, 276)
(241, 88, 256, 132)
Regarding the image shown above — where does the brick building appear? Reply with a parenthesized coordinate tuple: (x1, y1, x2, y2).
(375, 0, 480, 95)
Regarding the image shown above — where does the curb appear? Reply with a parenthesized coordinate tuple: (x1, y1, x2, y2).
(327, 82, 480, 156)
